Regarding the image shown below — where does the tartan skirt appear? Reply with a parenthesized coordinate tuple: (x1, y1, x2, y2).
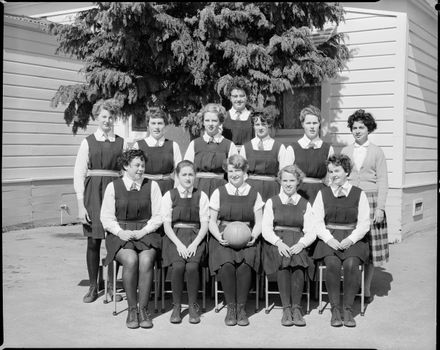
(366, 191, 389, 266)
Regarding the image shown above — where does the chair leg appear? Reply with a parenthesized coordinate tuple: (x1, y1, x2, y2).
(306, 276, 310, 315)
(161, 267, 166, 313)
(360, 264, 365, 316)
(214, 275, 219, 313)
(113, 260, 117, 316)
(154, 264, 158, 313)
(318, 265, 323, 314)
(255, 272, 259, 312)
(103, 260, 109, 304)
(202, 267, 206, 312)
(264, 274, 270, 314)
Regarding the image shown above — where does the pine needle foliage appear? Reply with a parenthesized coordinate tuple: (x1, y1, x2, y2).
(47, 2, 349, 134)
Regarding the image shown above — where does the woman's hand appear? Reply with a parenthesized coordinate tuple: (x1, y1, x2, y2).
(186, 242, 198, 258)
(77, 203, 91, 225)
(246, 236, 257, 247)
(118, 230, 133, 241)
(217, 232, 229, 246)
(289, 242, 305, 255)
(276, 241, 291, 258)
(326, 238, 343, 251)
(176, 242, 188, 259)
(340, 238, 354, 250)
(131, 230, 145, 241)
(373, 208, 384, 224)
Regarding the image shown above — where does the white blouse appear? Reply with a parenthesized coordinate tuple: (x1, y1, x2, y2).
(209, 182, 264, 213)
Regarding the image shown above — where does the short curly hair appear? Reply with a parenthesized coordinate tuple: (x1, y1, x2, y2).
(347, 109, 377, 133)
(299, 105, 321, 124)
(117, 149, 146, 170)
(145, 107, 171, 125)
(226, 76, 251, 97)
(197, 103, 227, 124)
(251, 108, 276, 127)
(175, 160, 195, 175)
(278, 164, 305, 185)
(222, 154, 249, 173)
(326, 154, 353, 176)
(92, 98, 120, 118)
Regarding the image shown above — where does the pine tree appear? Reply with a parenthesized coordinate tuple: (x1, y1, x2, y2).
(48, 2, 349, 134)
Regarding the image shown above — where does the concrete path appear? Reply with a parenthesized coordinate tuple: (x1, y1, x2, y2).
(2, 224, 436, 349)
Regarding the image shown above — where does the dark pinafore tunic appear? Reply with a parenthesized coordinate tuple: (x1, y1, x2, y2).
(262, 195, 315, 279)
(137, 139, 175, 195)
(83, 134, 124, 239)
(193, 137, 230, 197)
(104, 178, 161, 265)
(244, 140, 282, 202)
(313, 186, 369, 262)
(222, 111, 253, 146)
(291, 141, 330, 204)
(208, 186, 261, 275)
(161, 188, 207, 267)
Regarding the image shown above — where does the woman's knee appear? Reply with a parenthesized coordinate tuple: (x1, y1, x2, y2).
(139, 249, 157, 271)
(117, 249, 138, 269)
(324, 256, 341, 271)
(343, 257, 361, 273)
(186, 262, 199, 274)
(87, 237, 101, 251)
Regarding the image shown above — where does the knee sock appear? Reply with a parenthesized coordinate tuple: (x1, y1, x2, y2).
(86, 238, 101, 288)
(236, 263, 252, 305)
(219, 263, 236, 305)
(276, 269, 291, 307)
(324, 256, 342, 307)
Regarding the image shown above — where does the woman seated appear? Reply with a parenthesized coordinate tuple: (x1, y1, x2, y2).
(312, 154, 370, 328)
(161, 160, 209, 324)
(101, 149, 162, 329)
(208, 154, 264, 326)
(262, 165, 316, 327)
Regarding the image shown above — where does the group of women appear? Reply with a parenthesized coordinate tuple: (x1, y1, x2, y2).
(74, 78, 389, 330)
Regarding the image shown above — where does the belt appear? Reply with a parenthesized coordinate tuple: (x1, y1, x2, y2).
(220, 220, 251, 227)
(326, 223, 356, 230)
(196, 172, 224, 179)
(247, 174, 277, 182)
(173, 222, 200, 229)
(86, 169, 120, 177)
(302, 177, 324, 184)
(119, 219, 149, 225)
(142, 173, 172, 180)
(274, 225, 302, 232)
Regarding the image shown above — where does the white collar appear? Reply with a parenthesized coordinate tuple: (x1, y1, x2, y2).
(95, 128, 115, 141)
(203, 131, 223, 143)
(122, 175, 143, 189)
(279, 191, 301, 205)
(146, 135, 165, 146)
(230, 107, 250, 118)
(177, 184, 193, 195)
(226, 182, 249, 195)
(298, 135, 322, 148)
(354, 140, 370, 148)
(330, 181, 352, 197)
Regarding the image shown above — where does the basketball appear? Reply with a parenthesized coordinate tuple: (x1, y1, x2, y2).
(223, 221, 252, 249)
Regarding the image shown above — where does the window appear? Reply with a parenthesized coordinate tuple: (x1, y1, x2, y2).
(281, 85, 321, 129)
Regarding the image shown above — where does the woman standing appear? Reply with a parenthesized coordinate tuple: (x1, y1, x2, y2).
(101, 149, 162, 329)
(73, 98, 126, 303)
(161, 160, 210, 324)
(241, 109, 291, 202)
(208, 154, 264, 327)
(221, 77, 253, 153)
(262, 165, 316, 327)
(290, 105, 334, 204)
(184, 103, 238, 197)
(133, 107, 182, 194)
(341, 109, 389, 304)
(312, 154, 370, 327)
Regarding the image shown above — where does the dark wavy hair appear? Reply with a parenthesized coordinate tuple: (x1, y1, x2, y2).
(175, 160, 195, 175)
(145, 106, 172, 125)
(326, 154, 353, 176)
(251, 108, 276, 127)
(347, 109, 377, 133)
(117, 149, 146, 170)
(226, 76, 251, 97)
(92, 98, 120, 118)
(222, 154, 249, 173)
(299, 105, 321, 123)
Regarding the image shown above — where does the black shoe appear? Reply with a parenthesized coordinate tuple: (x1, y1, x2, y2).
(225, 303, 237, 326)
(170, 304, 182, 324)
(236, 303, 249, 326)
(281, 306, 294, 327)
(291, 304, 306, 326)
(330, 306, 343, 327)
(188, 302, 201, 324)
(364, 295, 374, 304)
(343, 307, 356, 327)
(126, 306, 139, 329)
(106, 283, 123, 303)
(139, 307, 153, 328)
(83, 285, 98, 303)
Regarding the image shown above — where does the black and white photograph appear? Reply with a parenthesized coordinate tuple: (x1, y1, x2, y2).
(2, 1, 437, 348)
